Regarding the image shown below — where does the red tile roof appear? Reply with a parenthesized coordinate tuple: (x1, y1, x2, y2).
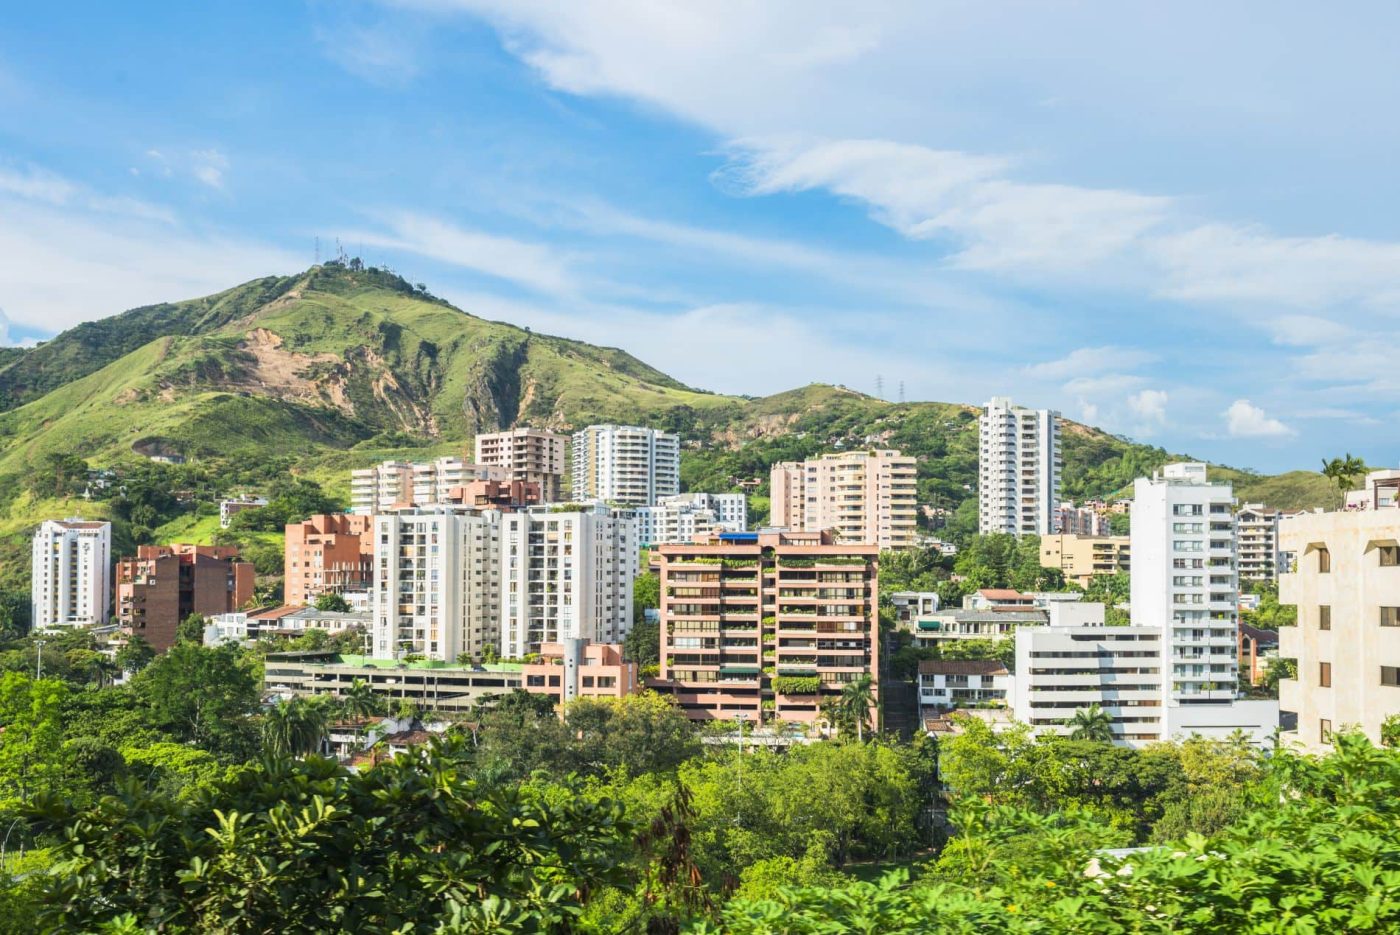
(918, 659, 1010, 677)
(977, 589, 1029, 601)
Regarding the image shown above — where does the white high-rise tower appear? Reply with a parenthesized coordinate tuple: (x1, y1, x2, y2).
(31, 518, 111, 631)
(978, 398, 1060, 536)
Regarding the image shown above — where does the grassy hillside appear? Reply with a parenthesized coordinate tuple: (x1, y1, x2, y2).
(0, 261, 1335, 591)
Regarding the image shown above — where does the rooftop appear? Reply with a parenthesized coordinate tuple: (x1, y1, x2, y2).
(918, 659, 1011, 677)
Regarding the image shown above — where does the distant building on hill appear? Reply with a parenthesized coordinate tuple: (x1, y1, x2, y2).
(473, 428, 568, 502)
(31, 518, 112, 631)
(769, 449, 918, 550)
(570, 425, 680, 506)
(978, 397, 1060, 537)
(219, 496, 268, 528)
(1039, 534, 1131, 587)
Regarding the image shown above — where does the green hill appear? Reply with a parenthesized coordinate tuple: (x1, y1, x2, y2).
(0, 261, 1334, 590)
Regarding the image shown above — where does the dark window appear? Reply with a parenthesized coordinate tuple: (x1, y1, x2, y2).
(1382, 666, 1400, 687)
(1319, 605, 1331, 630)
(1318, 548, 1331, 573)
(1383, 607, 1400, 627)
(1321, 718, 1333, 744)
(1381, 545, 1400, 567)
(1319, 662, 1332, 688)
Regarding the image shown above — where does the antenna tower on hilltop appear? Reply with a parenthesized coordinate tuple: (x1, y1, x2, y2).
(875, 374, 884, 399)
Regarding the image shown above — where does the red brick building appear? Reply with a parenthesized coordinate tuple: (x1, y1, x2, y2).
(284, 514, 374, 607)
(116, 544, 255, 651)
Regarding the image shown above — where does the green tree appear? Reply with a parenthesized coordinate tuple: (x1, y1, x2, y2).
(262, 697, 328, 757)
(175, 613, 209, 645)
(131, 643, 260, 758)
(1321, 452, 1367, 508)
(0, 588, 31, 640)
(839, 675, 875, 742)
(1065, 703, 1114, 742)
(339, 678, 382, 720)
(115, 635, 156, 674)
(633, 570, 660, 625)
(0, 673, 71, 806)
(313, 592, 351, 612)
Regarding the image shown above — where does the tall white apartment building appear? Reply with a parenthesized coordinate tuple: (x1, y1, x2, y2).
(769, 450, 918, 550)
(474, 428, 568, 502)
(1235, 503, 1285, 582)
(31, 518, 112, 631)
(570, 425, 680, 506)
(500, 505, 637, 658)
(635, 492, 748, 546)
(1278, 471, 1400, 751)
(978, 397, 1061, 536)
(369, 508, 502, 661)
(1132, 463, 1277, 742)
(352, 458, 503, 514)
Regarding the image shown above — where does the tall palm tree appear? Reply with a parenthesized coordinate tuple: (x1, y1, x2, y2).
(1321, 453, 1367, 508)
(263, 698, 329, 757)
(840, 675, 875, 743)
(1066, 704, 1115, 742)
(339, 678, 381, 720)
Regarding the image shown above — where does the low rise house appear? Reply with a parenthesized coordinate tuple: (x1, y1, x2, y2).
(520, 639, 637, 704)
(918, 659, 1011, 711)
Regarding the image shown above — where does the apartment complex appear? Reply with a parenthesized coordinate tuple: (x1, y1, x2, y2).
(1055, 502, 1110, 537)
(1278, 481, 1400, 751)
(978, 397, 1061, 536)
(1039, 534, 1131, 587)
(1013, 618, 1167, 744)
(769, 450, 918, 550)
(284, 514, 374, 606)
(116, 544, 255, 652)
(1235, 503, 1285, 581)
(570, 424, 680, 506)
(351, 458, 504, 514)
(1132, 463, 1276, 741)
(30, 518, 112, 631)
(499, 504, 638, 658)
(655, 529, 878, 725)
(474, 428, 568, 502)
(634, 492, 748, 546)
(369, 508, 503, 661)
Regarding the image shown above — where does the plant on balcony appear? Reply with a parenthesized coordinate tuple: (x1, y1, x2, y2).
(761, 615, 776, 626)
(772, 675, 821, 695)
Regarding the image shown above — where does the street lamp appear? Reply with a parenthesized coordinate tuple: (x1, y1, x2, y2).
(34, 640, 46, 680)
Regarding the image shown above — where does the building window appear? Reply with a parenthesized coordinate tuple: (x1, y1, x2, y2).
(1382, 666, 1400, 687)
(1317, 547, 1331, 573)
(1319, 662, 1331, 688)
(1319, 605, 1331, 631)
(1320, 718, 1333, 744)
(1383, 607, 1400, 628)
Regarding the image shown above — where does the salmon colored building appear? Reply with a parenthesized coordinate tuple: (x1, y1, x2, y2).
(655, 529, 878, 725)
(521, 639, 638, 704)
(116, 544, 255, 651)
(284, 514, 374, 606)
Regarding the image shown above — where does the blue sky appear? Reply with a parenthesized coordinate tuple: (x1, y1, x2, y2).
(2, 2, 1398, 473)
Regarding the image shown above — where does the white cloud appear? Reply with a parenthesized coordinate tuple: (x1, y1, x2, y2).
(192, 149, 229, 189)
(1224, 399, 1295, 438)
(1127, 389, 1169, 426)
(1023, 346, 1156, 380)
(316, 20, 424, 86)
(350, 213, 579, 296)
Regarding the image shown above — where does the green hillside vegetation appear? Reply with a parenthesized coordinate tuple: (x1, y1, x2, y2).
(0, 261, 1336, 589)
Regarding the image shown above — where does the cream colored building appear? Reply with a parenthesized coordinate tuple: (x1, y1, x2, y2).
(474, 428, 568, 502)
(1039, 534, 1130, 586)
(1279, 493, 1400, 751)
(769, 449, 918, 550)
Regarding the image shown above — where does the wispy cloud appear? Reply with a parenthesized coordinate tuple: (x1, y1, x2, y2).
(1023, 346, 1156, 380)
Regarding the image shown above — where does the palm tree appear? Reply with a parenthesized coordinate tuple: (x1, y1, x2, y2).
(263, 698, 329, 757)
(1066, 704, 1115, 742)
(340, 678, 381, 720)
(1321, 453, 1367, 508)
(840, 675, 875, 742)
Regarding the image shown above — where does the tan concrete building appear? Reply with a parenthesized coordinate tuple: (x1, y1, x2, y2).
(769, 449, 918, 550)
(1039, 534, 1130, 586)
(1279, 496, 1400, 751)
(474, 428, 568, 502)
(521, 639, 638, 704)
(284, 514, 374, 607)
(116, 544, 255, 652)
(654, 529, 878, 725)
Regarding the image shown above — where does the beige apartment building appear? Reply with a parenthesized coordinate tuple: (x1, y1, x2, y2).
(1039, 534, 1130, 586)
(655, 529, 878, 725)
(474, 428, 568, 502)
(770, 449, 918, 550)
(1279, 484, 1400, 751)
